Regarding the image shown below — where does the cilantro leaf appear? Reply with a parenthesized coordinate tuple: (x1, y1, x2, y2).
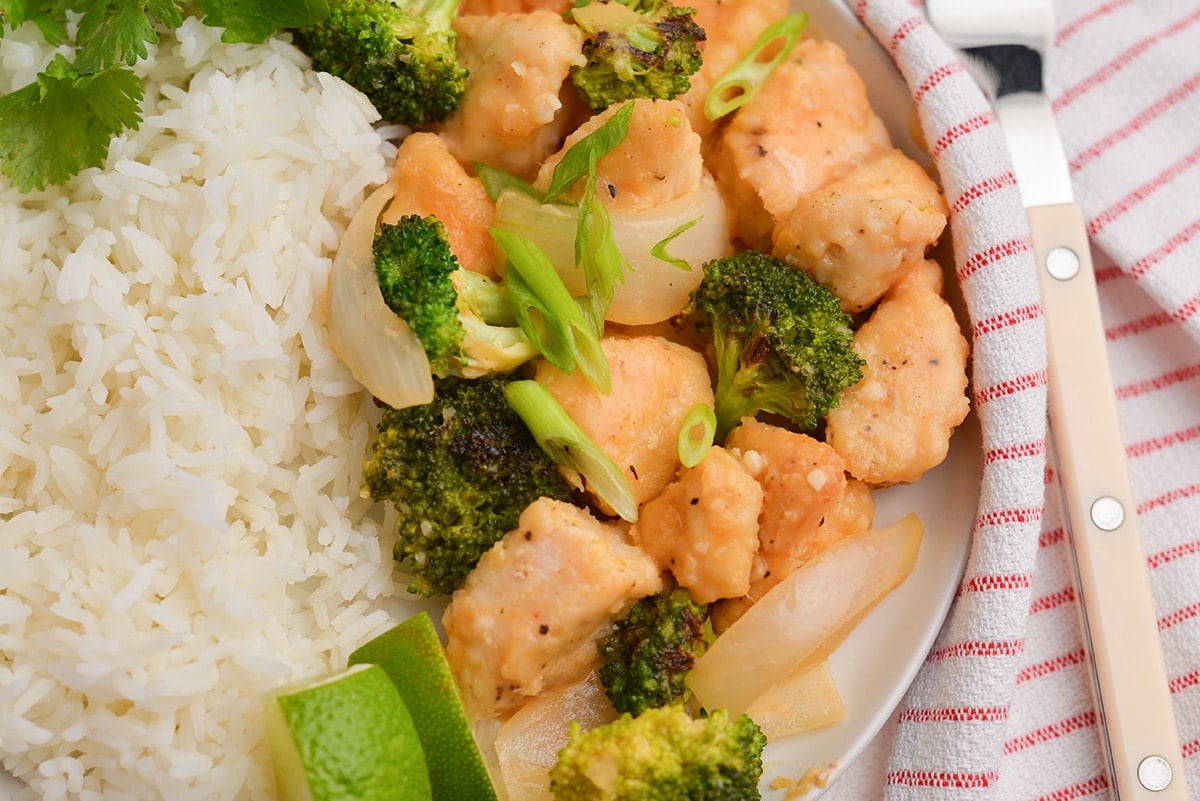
(199, 0, 328, 44)
(0, 2, 332, 191)
(1, 0, 27, 35)
(0, 53, 143, 192)
(5, 0, 70, 43)
(74, 0, 184, 73)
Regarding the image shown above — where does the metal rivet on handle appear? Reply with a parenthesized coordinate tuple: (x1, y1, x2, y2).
(1046, 246, 1080, 280)
(1090, 496, 1125, 532)
(1137, 755, 1173, 791)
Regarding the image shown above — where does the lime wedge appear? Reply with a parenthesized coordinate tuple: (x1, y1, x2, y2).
(350, 613, 499, 801)
(264, 662, 432, 801)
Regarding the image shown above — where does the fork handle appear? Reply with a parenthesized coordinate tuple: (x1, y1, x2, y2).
(1028, 201, 1188, 800)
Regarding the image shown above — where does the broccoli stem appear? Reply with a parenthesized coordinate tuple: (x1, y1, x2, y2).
(452, 269, 517, 325)
(408, 0, 463, 31)
(711, 334, 754, 439)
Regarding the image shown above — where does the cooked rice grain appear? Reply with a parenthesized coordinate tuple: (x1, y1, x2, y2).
(0, 18, 412, 801)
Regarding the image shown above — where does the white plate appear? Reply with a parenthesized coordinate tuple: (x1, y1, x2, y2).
(0, 2, 977, 799)
(758, 418, 978, 798)
(755, 2, 978, 796)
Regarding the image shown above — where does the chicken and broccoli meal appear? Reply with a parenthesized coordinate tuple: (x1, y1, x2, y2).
(310, 0, 969, 797)
(0, 0, 970, 799)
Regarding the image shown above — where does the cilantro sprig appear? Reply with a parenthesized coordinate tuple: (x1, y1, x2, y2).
(0, 0, 330, 193)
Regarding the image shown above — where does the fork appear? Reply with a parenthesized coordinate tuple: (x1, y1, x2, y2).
(926, 1, 1189, 798)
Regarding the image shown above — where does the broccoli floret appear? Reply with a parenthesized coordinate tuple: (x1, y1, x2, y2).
(568, 0, 705, 111)
(685, 250, 865, 439)
(549, 705, 766, 801)
(293, 0, 468, 127)
(598, 587, 710, 716)
(372, 214, 538, 379)
(363, 375, 574, 596)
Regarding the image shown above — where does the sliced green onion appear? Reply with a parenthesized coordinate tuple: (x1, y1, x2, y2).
(474, 162, 540, 202)
(650, 217, 701, 271)
(677, 403, 717, 468)
(505, 380, 638, 522)
(475, 101, 632, 204)
(493, 179, 727, 325)
(576, 158, 628, 335)
(542, 101, 635, 201)
(567, 319, 613, 396)
(491, 227, 611, 393)
(704, 13, 809, 121)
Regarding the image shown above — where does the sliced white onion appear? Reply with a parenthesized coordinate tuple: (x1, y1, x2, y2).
(326, 182, 435, 410)
(492, 671, 616, 801)
(494, 176, 732, 326)
(686, 513, 924, 716)
(743, 658, 846, 741)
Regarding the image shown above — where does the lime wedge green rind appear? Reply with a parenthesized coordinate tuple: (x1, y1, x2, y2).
(264, 662, 432, 801)
(349, 613, 500, 801)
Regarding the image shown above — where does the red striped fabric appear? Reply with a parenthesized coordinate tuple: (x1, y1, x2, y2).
(1002, 711, 1098, 755)
(823, 1, 1200, 799)
(1015, 648, 1088, 685)
(958, 574, 1033, 596)
(982, 438, 1046, 466)
(1027, 585, 1076, 616)
(900, 706, 1010, 724)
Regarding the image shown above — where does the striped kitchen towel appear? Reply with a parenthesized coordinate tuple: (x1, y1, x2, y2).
(826, 1, 1200, 799)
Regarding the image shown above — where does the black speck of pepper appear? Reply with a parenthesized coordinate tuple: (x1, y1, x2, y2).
(689, 497, 700, 505)
(539, 624, 550, 635)
(607, 183, 617, 199)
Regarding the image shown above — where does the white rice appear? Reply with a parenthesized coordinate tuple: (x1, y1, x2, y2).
(0, 18, 418, 801)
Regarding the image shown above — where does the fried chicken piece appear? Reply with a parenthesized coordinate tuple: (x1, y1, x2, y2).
(533, 335, 715, 509)
(773, 148, 948, 312)
(630, 446, 764, 604)
(825, 260, 970, 485)
(443, 498, 662, 719)
(382, 132, 499, 277)
(708, 38, 890, 250)
(677, 0, 789, 138)
(437, 11, 586, 181)
(711, 478, 874, 631)
(535, 98, 705, 211)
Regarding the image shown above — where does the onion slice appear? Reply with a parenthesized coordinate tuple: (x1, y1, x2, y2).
(743, 659, 846, 741)
(492, 671, 616, 801)
(686, 513, 924, 716)
(494, 176, 732, 326)
(326, 182, 435, 409)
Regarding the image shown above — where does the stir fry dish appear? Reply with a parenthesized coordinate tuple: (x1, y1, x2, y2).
(0, 1, 971, 800)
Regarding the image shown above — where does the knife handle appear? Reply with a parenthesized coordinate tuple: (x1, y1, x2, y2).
(1027, 202, 1188, 800)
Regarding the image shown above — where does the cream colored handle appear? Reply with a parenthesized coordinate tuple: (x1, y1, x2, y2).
(1029, 202, 1187, 800)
